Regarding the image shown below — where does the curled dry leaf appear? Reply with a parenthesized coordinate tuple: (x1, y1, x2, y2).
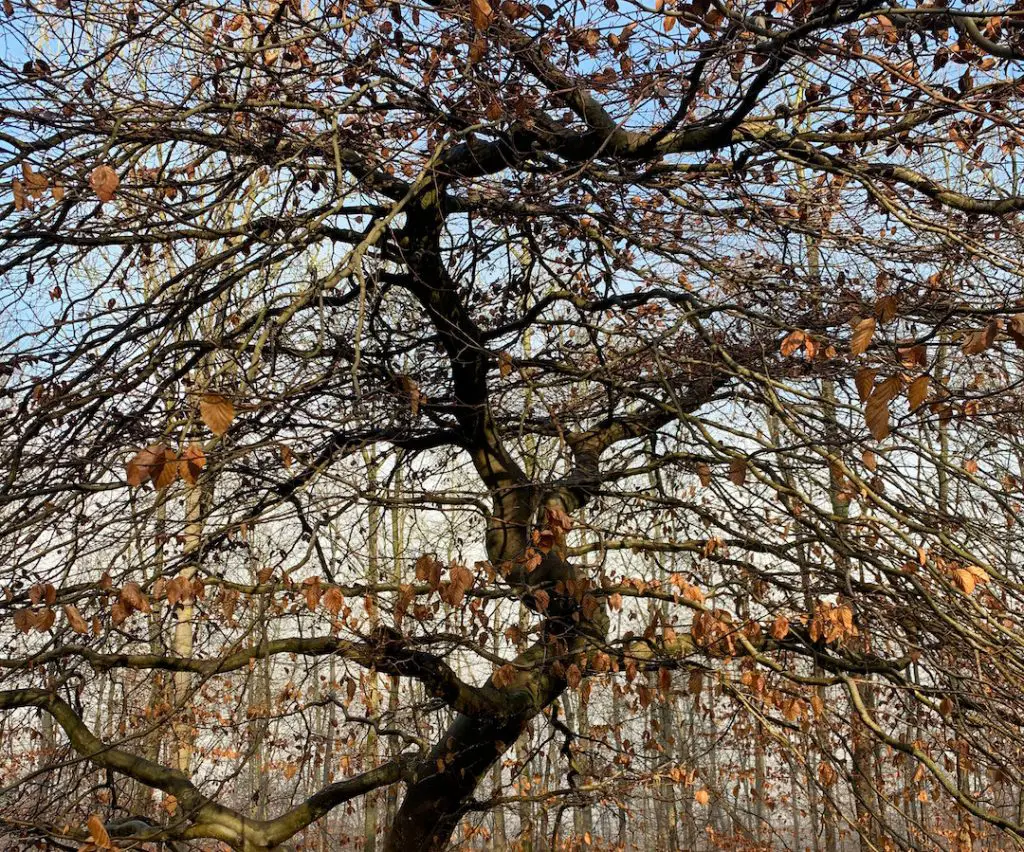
(15, 607, 55, 633)
(179, 442, 205, 485)
(850, 317, 876, 356)
(728, 457, 747, 486)
(89, 165, 119, 202)
(395, 375, 423, 417)
(64, 604, 89, 634)
(87, 814, 112, 849)
(1008, 314, 1024, 349)
(280, 443, 294, 469)
(12, 179, 27, 211)
(770, 614, 790, 640)
(21, 163, 48, 198)
(120, 581, 151, 614)
(199, 393, 235, 435)
(962, 320, 999, 356)
(779, 329, 805, 357)
(125, 444, 177, 489)
(322, 586, 344, 616)
(414, 554, 443, 590)
(854, 367, 877, 402)
(696, 462, 712, 487)
(865, 400, 890, 441)
(898, 345, 927, 368)
(907, 375, 929, 411)
(302, 576, 322, 610)
(470, 0, 493, 30)
(875, 294, 899, 324)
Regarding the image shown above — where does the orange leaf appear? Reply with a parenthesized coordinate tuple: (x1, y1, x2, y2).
(728, 457, 747, 486)
(850, 317, 876, 356)
(21, 163, 48, 197)
(64, 604, 89, 634)
(12, 179, 27, 211)
(962, 320, 998, 356)
(280, 443, 294, 469)
(873, 375, 903, 406)
(125, 444, 176, 489)
(120, 581, 151, 614)
(322, 586, 344, 616)
(89, 165, 119, 202)
(179, 442, 205, 485)
(952, 568, 976, 596)
(907, 375, 929, 411)
(695, 789, 710, 805)
(854, 367, 877, 402)
(470, 0, 493, 30)
(87, 814, 111, 849)
(874, 294, 899, 324)
(35, 607, 55, 632)
(152, 446, 179, 490)
(200, 393, 235, 435)
(780, 330, 805, 357)
(1008, 314, 1024, 349)
(865, 396, 890, 441)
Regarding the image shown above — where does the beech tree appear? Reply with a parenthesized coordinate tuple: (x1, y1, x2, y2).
(4, 0, 1024, 848)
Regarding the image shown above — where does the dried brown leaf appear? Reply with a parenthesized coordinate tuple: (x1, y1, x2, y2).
(64, 604, 89, 634)
(850, 317, 876, 356)
(470, 0, 493, 29)
(854, 368, 877, 402)
(179, 442, 205, 485)
(200, 393, 235, 435)
(907, 375, 929, 411)
(87, 815, 112, 849)
(89, 165, 119, 202)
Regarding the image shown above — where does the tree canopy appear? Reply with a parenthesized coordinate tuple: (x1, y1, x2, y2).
(3, 0, 1024, 849)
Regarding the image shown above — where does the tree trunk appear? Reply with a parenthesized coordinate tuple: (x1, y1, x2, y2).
(384, 641, 568, 852)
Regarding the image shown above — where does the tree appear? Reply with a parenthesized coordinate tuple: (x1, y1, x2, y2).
(3, 0, 1024, 849)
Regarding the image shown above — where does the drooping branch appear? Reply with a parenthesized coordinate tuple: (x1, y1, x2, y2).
(0, 688, 411, 850)
(0, 634, 503, 717)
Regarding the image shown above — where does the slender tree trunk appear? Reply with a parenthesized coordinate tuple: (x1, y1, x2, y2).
(171, 484, 203, 772)
(362, 449, 382, 852)
(385, 455, 405, 828)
